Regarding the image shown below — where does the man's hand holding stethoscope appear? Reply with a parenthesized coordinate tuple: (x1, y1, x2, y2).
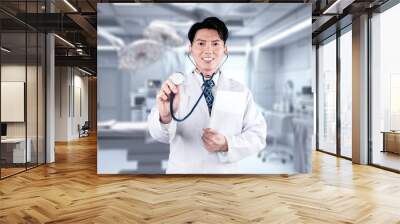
(156, 76, 228, 153)
(157, 79, 180, 124)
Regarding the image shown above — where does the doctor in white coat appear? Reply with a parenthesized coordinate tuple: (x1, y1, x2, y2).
(148, 17, 267, 174)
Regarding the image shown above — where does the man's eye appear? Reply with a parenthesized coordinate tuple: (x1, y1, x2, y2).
(213, 42, 219, 46)
(198, 42, 205, 46)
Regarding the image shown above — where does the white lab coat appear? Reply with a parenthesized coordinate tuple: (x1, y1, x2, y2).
(147, 71, 267, 174)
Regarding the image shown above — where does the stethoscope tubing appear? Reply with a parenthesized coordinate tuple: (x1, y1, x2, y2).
(169, 53, 228, 122)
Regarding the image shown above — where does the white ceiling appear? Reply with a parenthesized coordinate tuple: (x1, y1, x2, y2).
(98, 3, 306, 46)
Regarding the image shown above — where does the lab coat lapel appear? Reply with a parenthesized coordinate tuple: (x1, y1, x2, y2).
(209, 72, 229, 129)
(214, 71, 227, 92)
(185, 73, 210, 119)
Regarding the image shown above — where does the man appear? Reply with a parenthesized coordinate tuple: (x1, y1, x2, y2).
(148, 17, 267, 174)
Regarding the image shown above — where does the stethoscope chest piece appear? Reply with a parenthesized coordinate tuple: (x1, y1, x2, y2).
(169, 72, 185, 85)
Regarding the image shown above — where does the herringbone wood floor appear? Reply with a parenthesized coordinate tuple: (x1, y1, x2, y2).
(1, 134, 400, 224)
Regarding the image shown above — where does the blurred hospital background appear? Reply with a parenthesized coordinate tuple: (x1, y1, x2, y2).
(97, 3, 313, 174)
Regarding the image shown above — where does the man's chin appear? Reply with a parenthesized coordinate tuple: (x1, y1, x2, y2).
(201, 65, 219, 71)
(201, 68, 217, 74)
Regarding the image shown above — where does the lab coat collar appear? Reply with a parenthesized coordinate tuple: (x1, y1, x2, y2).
(193, 69, 221, 87)
(191, 70, 229, 118)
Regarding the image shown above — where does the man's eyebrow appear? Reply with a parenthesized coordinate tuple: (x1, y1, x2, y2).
(194, 39, 222, 42)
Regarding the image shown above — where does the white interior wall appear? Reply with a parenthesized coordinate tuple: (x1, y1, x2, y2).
(250, 37, 311, 111)
(1, 65, 27, 137)
(55, 66, 70, 141)
(55, 67, 89, 141)
(277, 38, 312, 94)
(72, 72, 89, 138)
(1, 65, 26, 81)
(1, 64, 46, 163)
(250, 48, 277, 110)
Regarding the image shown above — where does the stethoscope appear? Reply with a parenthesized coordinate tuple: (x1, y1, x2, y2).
(169, 52, 229, 122)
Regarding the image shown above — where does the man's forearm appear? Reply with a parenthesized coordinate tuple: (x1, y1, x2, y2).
(159, 114, 172, 124)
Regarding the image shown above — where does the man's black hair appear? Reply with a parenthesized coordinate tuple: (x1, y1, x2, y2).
(188, 17, 229, 44)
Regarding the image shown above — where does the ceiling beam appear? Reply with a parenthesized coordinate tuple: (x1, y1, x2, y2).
(67, 13, 97, 47)
(55, 55, 96, 72)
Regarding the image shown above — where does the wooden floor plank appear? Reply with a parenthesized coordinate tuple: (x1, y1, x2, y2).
(0, 134, 400, 223)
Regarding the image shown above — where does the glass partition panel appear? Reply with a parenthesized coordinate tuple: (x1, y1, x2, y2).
(317, 36, 337, 154)
(1, 30, 27, 177)
(371, 3, 400, 171)
(339, 28, 352, 158)
(27, 30, 38, 169)
(38, 32, 45, 165)
(0, 0, 46, 179)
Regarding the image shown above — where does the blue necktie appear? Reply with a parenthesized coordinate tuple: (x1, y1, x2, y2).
(203, 79, 215, 115)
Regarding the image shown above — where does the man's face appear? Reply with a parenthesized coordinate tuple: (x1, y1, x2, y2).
(189, 28, 227, 75)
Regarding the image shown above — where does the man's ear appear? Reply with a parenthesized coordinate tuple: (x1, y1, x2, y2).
(224, 46, 228, 55)
(188, 44, 192, 54)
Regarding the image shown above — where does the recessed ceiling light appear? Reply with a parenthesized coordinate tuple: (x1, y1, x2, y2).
(54, 34, 75, 48)
(323, 0, 354, 15)
(1, 47, 11, 53)
(78, 67, 92, 76)
(63, 0, 78, 12)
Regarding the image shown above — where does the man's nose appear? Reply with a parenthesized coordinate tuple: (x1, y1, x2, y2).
(204, 42, 213, 52)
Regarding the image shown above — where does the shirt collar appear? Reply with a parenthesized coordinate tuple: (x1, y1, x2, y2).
(193, 69, 221, 86)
